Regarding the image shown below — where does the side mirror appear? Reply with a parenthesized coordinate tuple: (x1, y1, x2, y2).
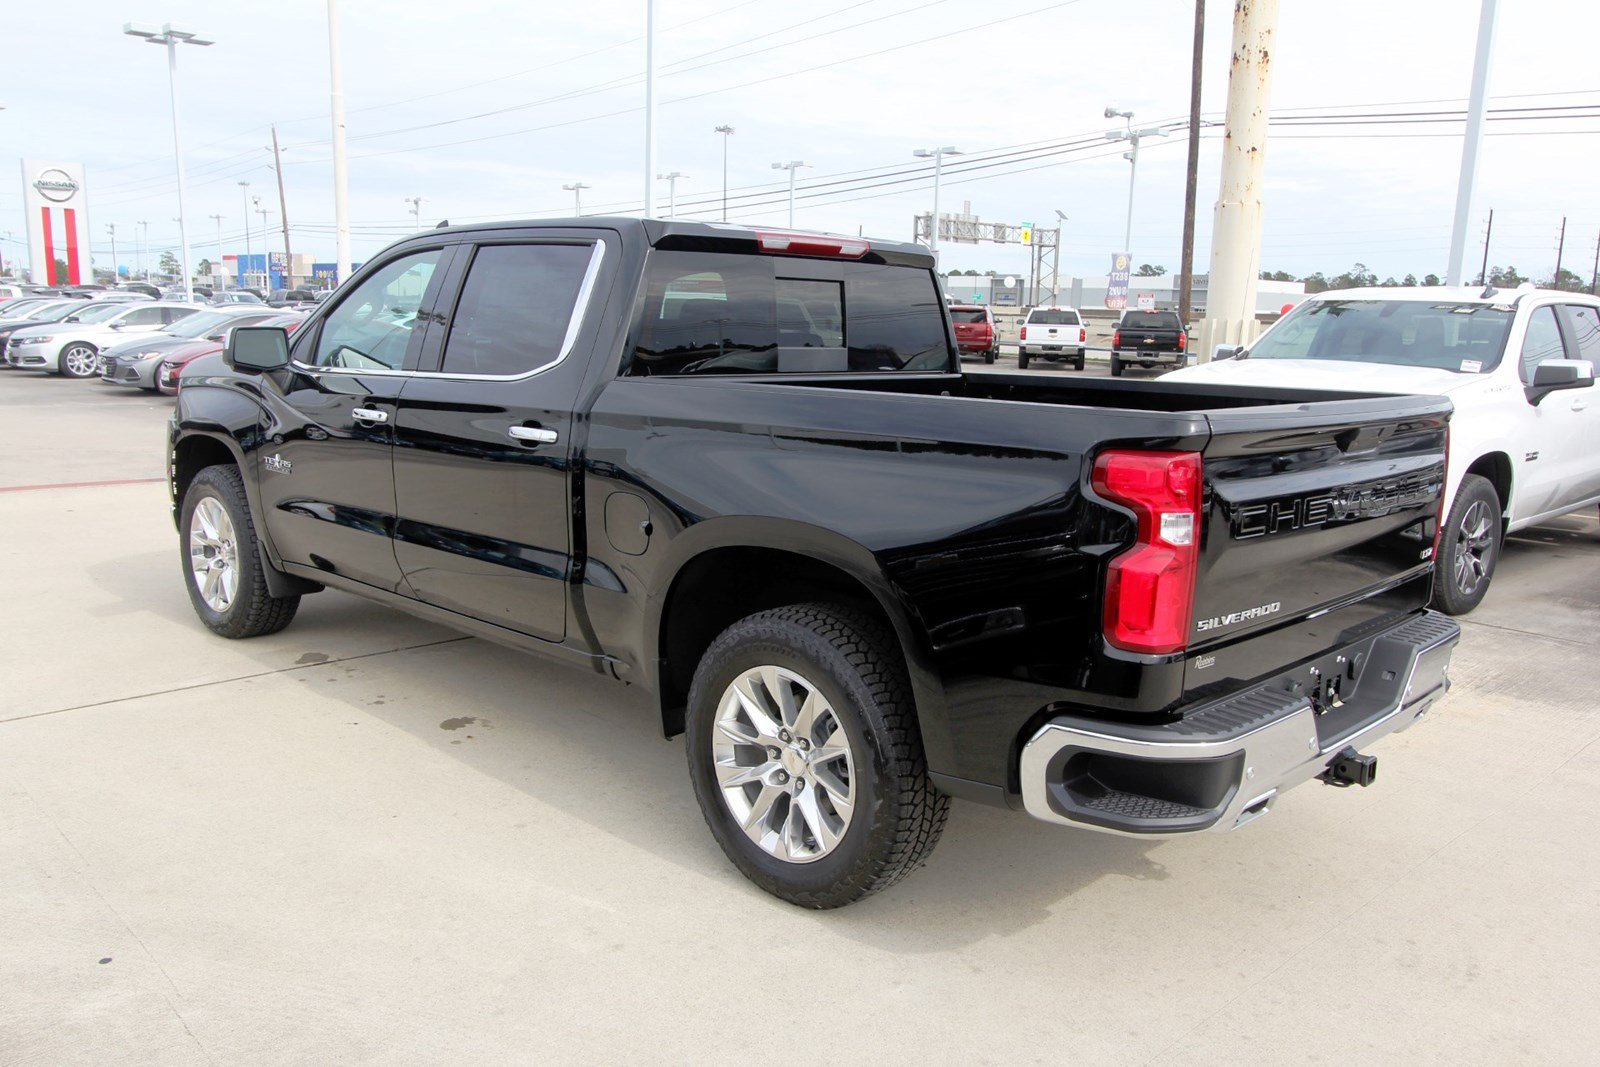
(1527, 358, 1595, 404)
(109, 321, 126, 330)
(226, 326, 290, 373)
(1212, 344, 1244, 362)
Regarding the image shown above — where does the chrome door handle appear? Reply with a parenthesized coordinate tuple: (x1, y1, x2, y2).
(1572, 401, 1589, 411)
(350, 407, 388, 424)
(509, 425, 559, 444)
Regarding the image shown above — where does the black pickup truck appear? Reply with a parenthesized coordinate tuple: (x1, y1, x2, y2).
(1112, 308, 1189, 376)
(169, 219, 1459, 908)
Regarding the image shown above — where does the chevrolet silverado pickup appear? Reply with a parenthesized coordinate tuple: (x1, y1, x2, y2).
(1112, 308, 1188, 376)
(168, 219, 1460, 908)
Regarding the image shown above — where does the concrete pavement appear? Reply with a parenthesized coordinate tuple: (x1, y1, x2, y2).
(2, 369, 1598, 1064)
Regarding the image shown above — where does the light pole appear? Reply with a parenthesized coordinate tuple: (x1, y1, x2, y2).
(255, 201, 273, 289)
(405, 196, 425, 229)
(137, 220, 149, 281)
(123, 23, 213, 304)
(771, 161, 811, 227)
(107, 223, 118, 282)
(644, 0, 656, 216)
(208, 214, 224, 289)
(912, 146, 961, 263)
(1445, 0, 1498, 285)
(714, 125, 734, 221)
(657, 172, 687, 219)
(563, 182, 590, 216)
(326, 0, 352, 285)
(1104, 107, 1168, 259)
(236, 182, 251, 289)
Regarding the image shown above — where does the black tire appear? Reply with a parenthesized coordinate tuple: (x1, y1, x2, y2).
(1109, 353, 1124, 377)
(179, 464, 300, 638)
(1073, 352, 1085, 371)
(984, 348, 996, 364)
(1017, 348, 1030, 370)
(57, 342, 99, 379)
(685, 603, 950, 909)
(1431, 473, 1502, 616)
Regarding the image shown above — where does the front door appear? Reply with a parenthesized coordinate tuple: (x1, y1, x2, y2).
(255, 247, 451, 591)
(1511, 304, 1592, 522)
(1556, 303, 1600, 503)
(391, 237, 606, 641)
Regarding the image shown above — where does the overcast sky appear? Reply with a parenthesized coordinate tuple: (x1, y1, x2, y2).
(3, 0, 1597, 284)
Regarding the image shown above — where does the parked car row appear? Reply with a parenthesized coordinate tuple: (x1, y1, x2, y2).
(0, 297, 305, 389)
(952, 304, 1182, 375)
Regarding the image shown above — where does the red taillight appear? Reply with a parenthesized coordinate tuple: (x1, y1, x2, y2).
(754, 229, 869, 259)
(1177, 330, 1187, 351)
(1079, 326, 1086, 342)
(1113, 329, 1122, 348)
(1092, 450, 1203, 655)
(1020, 325, 1028, 340)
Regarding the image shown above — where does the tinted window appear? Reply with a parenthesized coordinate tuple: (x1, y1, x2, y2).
(160, 307, 198, 324)
(633, 253, 777, 375)
(1123, 311, 1180, 329)
(310, 249, 442, 370)
(440, 243, 593, 376)
(951, 309, 988, 324)
(1519, 306, 1565, 381)
(1559, 305, 1600, 364)
(844, 262, 947, 371)
(1028, 310, 1080, 325)
(777, 278, 844, 347)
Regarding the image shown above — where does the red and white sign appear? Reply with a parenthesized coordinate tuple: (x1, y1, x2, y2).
(21, 160, 91, 286)
(1136, 293, 1155, 311)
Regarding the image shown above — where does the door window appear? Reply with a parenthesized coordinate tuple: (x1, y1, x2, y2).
(118, 307, 168, 327)
(1559, 305, 1600, 364)
(160, 307, 197, 325)
(1518, 306, 1565, 382)
(439, 243, 594, 376)
(309, 249, 443, 371)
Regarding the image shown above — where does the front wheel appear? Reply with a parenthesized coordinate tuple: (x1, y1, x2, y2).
(685, 603, 949, 909)
(180, 464, 300, 638)
(58, 343, 99, 379)
(1432, 473, 1502, 615)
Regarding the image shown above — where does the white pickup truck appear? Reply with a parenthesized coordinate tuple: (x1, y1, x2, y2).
(1163, 285, 1600, 614)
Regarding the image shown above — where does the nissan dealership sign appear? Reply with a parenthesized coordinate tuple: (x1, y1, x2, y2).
(21, 160, 92, 286)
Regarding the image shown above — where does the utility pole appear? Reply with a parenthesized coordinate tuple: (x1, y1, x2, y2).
(1198, 0, 1279, 359)
(771, 161, 811, 227)
(237, 182, 251, 289)
(1178, 0, 1206, 325)
(643, 0, 656, 215)
(106, 223, 118, 282)
(405, 196, 424, 229)
(912, 147, 961, 265)
(326, 0, 352, 285)
(657, 172, 686, 219)
(1591, 230, 1599, 296)
(271, 125, 292, 289)
(1553, 216, 1567, 288)
(1478, 209, 1493, 285)
(563, 182, 590, 216)
(137, 220, 149, 281)
(715, 125, 734, 221)
(1446, 0, 1498, 285)
(209, 214, 224, 288)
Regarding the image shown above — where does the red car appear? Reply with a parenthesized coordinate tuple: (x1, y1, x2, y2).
(949, 304, 998, 363)
(157, 313, 306, 395)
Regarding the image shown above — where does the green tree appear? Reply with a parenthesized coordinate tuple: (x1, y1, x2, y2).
(1331, 262, 1379, 289)
(1546, 267, 1585, 291)
(1488, 265, 1526, 287)
(159, 250, 180, 276)
(1259, 269, 1297, 282)
(1423, 273, 1442, 286)
(53, 257, 69, 281)
(1402, 273, 1419, 287)
(1135, 263, 1167, 277)
(1302, 272, 1331, 294)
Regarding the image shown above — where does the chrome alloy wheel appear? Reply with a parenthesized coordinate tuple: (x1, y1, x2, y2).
(1453, 498, 1495, 596)
(188, 496, 240, 612)
(712, 665, 856, 864)
(61, 344, 98, 377)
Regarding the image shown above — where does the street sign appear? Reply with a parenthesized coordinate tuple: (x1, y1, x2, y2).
(1137, 292, 1155, 311)
(1020, 224, 1033, 245)
(1105, 252, 1131, 310)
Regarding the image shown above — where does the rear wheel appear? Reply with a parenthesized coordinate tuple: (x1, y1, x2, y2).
(1432, 474, 1501, 615)
(180, 464, 300, 638)
(1109, 353, 1124, 377)
(685, 603, 949, 909)
(984, 347, 996, 364)
(1074, 353, 1086, 371)
(58, 343, 98, 379)
(1017, 347, 1030, 369)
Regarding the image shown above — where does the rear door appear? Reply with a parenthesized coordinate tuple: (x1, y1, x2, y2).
(390, 234, 609, 641)
(1191, 397, 1450, 653)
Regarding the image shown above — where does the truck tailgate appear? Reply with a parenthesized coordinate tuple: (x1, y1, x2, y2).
(1191, 397, 1450, 651)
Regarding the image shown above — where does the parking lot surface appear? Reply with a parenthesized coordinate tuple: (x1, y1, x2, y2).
(3, 370, 1598, 1063)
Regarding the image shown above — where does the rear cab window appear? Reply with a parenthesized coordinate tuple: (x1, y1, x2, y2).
(628, 250, 950, 376)
(951, 308, 989, 324)
(1026, 309, 1080, 326)
(1122, 311, 1181, 329)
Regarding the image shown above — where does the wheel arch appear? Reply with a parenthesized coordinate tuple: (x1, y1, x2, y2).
(1463, 451, 1513, 530)
(645, 518, 954, 776)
